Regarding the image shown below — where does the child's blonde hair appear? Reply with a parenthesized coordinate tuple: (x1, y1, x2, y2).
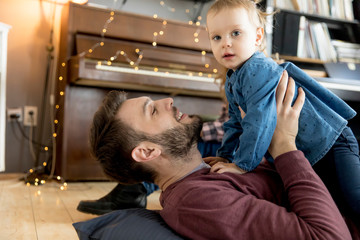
(207, 0, 271, 52)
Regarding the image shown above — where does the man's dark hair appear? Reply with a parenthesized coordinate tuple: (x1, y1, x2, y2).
(89, 91, 156, 184)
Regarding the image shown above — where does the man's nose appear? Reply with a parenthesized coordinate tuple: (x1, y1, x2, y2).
(159, 98, 173, 111)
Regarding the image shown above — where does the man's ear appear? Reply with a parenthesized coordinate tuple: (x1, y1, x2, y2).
(255, 27, 264, 46)
(131, 142, 162, 163)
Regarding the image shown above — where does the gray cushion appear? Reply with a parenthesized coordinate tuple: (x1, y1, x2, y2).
(73, 208, 183, 240)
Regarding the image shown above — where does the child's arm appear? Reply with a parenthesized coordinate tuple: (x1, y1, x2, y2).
(232, 64, 284, 171)
(215, 103, 243, 162)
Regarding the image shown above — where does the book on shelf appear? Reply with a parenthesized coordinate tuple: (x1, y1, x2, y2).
(331, 39, 360, 62)
(274, 0, 354, 20)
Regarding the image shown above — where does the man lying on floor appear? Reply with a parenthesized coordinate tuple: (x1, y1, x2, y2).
(88, 72, 351, 239)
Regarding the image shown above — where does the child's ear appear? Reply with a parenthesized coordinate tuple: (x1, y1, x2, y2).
(131, 142, 161, 163)
(255, 27, 264, 46)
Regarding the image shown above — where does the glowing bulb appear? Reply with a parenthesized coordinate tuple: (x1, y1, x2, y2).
(153, 32, 158, 36)
(26, 183, 30, 187)
(198, 16, 202, 20)
(57, 176, 61, 180)
(44, 147, 49, 151)
(194, 32, 199, 37)
(194, 38, 199, 43)
(153, 14, 158, 19)
(199, 72, 203, 76)
(100, 42, 104, 46)
(60, 91, 64, 96)
(152, 42, 157, 46)
(54, 120, 58, 124)
(107, 61, 112, 65)
(120, 51, 125, 55)
(102, 29, 106, 33)
(41, 180, 46, 184)
(159, 31, 164, 35)
(154, 67, 159, 72)
(201, 51, 206, 55)
(139, 55, 143, 59)
(196, 21, 200, 26)
(64, 182, 68, 187)
(59, 76, 63, 81)
(205, 64, 209, 68)
(88, 49, 93, 53)
(213, 69, 218, 73)
(35, 182, 38, 186)
(208, 74, 212, 78)
(134, 66, 139, 71)
(97, 61, 102, 65)
(188, 72, 193, 76)
(130, 61, 135, 65)
(61, 62, 66, 67)
(60, 186, 65, 191)
(55, 105, 60, 109)
(188, 21, 193, 25)
(160, 1, 164, 6)
(35, 178, 39, 182)
(110, 57, 115, 61)
(109, 16, 114, 21)
(135, 48, 140, 53)
(110, 11, 115, 16)
(53, 133, 57, 138)
(163, 20, 167, 25)
(29, 169, 34, 173)
(43, 162, 47, 166)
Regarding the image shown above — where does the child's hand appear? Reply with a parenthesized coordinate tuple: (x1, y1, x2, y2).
(203, 156, 229, 166)
(210, 162, 247, 174)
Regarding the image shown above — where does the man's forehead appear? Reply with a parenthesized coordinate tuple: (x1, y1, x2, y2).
(116, 96, 152, 122)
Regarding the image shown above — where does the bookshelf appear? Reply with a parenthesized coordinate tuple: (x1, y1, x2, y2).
(271, 8, 360, 63)
(264, 0, 360, 95)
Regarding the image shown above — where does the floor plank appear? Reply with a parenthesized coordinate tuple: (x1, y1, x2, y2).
(0, 173, 162, 239)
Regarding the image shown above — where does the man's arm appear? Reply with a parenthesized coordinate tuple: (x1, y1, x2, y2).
(269, 72, 351, 239)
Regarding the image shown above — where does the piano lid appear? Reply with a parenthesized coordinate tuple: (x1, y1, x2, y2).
(68, 34, 225, 98)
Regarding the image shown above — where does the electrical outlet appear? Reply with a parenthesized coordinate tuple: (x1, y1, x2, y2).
(23, 106, 38, 127)
(7, 107, 23, 122)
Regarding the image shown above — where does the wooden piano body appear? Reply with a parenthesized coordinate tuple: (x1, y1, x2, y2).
(55, 3, 224, 180)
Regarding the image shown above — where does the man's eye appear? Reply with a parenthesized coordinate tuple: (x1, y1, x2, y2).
(212, 35, 221, 41)
(232, 31, 240, 37)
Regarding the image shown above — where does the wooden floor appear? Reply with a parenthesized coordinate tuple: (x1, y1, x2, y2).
(0, 173, 162, 240)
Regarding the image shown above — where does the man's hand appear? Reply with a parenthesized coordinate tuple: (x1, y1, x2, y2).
(268, 70, 305, 159)
(203, 156, 229, 166)
(210, 162, 247, 174)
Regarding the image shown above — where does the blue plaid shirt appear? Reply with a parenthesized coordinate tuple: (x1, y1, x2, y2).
(217, 51, 356, 171)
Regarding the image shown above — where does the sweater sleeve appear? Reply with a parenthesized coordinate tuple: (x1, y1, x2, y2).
(273, 150, 351, 240)
(160, 151, 351, 240)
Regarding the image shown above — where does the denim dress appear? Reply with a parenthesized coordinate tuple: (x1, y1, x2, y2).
(217, 51, 357, 171)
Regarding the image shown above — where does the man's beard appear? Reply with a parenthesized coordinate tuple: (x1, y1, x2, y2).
(148, 115, 203, 160)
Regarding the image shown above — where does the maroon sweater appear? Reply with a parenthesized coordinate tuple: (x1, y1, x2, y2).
(160, 151, 351, 240)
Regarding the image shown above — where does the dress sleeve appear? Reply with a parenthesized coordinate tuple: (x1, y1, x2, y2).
(233, 63, 282, 171)
(216, 102, 242, 161)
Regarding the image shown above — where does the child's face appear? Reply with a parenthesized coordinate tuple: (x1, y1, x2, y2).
(207, 7, 263, 70)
